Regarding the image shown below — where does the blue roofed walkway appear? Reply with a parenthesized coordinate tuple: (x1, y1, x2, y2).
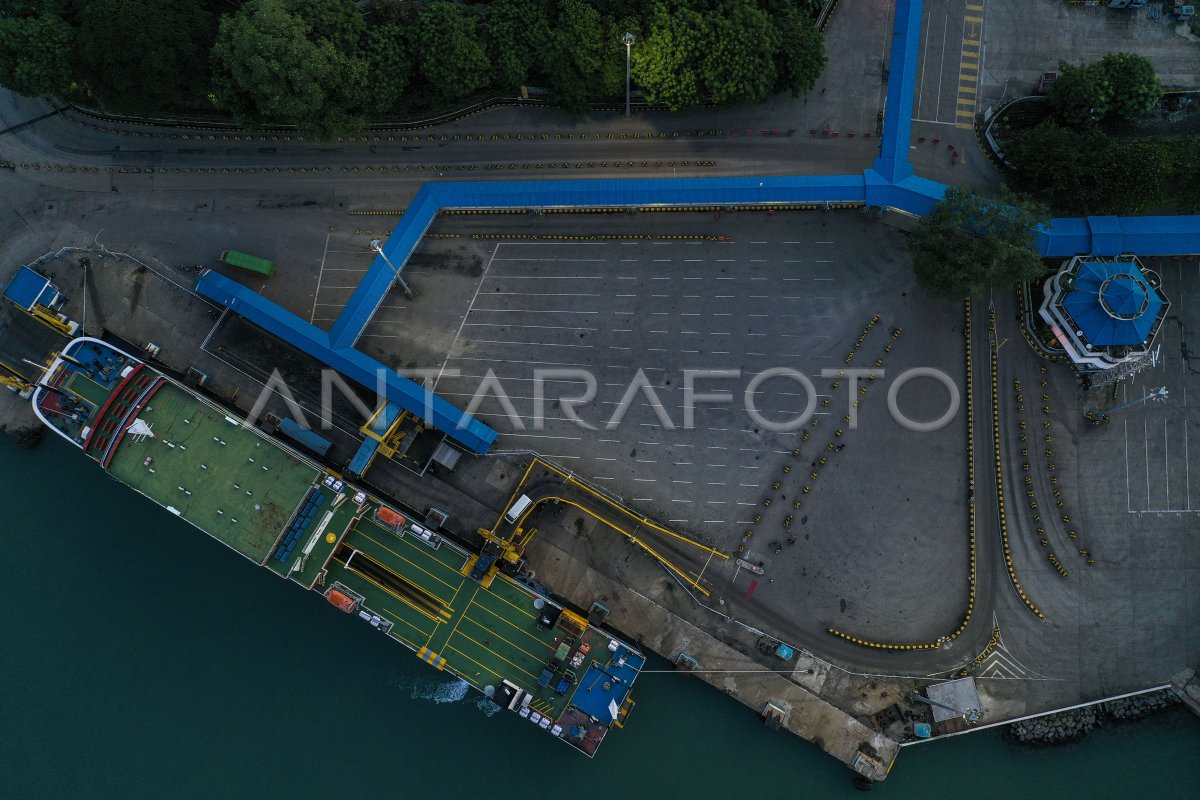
(194, 269, 497, 455)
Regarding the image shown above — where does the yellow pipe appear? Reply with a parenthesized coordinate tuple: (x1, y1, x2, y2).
(530, 495, 713, 596)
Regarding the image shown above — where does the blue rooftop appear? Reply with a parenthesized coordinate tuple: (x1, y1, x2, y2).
(4, 266, 54, 311)
(570, 645, 645, 723)
(195, 270, 497, 455)
(1060, 260, 1166, 346)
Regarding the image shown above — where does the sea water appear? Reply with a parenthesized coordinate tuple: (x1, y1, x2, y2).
(2, 434, 1198, 799)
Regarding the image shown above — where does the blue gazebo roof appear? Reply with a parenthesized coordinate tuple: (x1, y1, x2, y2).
(1059, 260, 1166, 347)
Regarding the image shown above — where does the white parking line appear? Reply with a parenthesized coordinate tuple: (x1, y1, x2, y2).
(470, 309, 597, 314)
(465, 323, 598, 331)
(463, 339, 594, 348)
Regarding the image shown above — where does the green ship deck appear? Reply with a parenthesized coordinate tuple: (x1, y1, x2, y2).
(105, 382, 320, 563)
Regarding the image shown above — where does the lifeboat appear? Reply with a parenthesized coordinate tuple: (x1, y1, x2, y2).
(325, 588, 357, 613)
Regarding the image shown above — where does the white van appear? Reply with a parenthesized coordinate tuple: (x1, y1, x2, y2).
(505, 494, 533, 524)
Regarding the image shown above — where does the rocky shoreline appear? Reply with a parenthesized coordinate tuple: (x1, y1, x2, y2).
(1008, 690, 1181, 746)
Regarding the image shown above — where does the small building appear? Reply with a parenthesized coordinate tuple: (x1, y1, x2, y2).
(1038, 255, 1168, 378)
(3, 266, 78, 336)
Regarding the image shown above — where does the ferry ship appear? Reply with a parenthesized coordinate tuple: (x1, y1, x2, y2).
(31, 336, 643, 756)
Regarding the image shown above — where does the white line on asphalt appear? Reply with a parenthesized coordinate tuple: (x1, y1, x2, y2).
(635, 478, 657, 482)
(463, 339, 593, 348)
(592, 476, 615, 481)
(1186, 421, 1192, 510)
(434, 243, 498, 388)
(502, 433, 582, 440)
(465, 323, 597, 331)
(1165, 420, 1170, 510)
(487, 275, 605, 280)
(446, 356, 587, 367)
(308, 231, 332, 324)
(486, 292, 601, 298)
(470, 307, 597, 311)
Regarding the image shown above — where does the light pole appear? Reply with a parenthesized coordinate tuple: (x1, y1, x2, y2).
(623, 32, 635, 118)
(1088, 385, 1167, 424)
(369, 238, 415, 300)
(1106, 386, 1168, 415)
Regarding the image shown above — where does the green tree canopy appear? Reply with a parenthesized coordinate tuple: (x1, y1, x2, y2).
(1006, 120, 1170, 215)
(413, 2, 491, 101)
(76, 0, 217, 111)
(1048, 61, 1109, 128)
(361, 22, 411, 115)
(0, 12, 74, 97)
(1098, 52, 1162, 122)
(480, 0, 553, 93)
(544, 0, 607, 113)
(909, 187, 1050, 299)
(631, 1, 707, 110)
(209, 0, 367, 139)
(286, 0, 364, 52)
(775, 7, 826, 97)
(701, 0, 779, 105)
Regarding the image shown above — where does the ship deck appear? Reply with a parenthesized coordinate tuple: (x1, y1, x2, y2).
(105, 382, 321, 563)
(323, 516, 641, 735)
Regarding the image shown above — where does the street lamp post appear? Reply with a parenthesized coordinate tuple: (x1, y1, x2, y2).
(1105, 386, 1168, 415)
(623, 32, 635, 118)
(1087, 385, 1167, 424)
(369, 238, 415, 300)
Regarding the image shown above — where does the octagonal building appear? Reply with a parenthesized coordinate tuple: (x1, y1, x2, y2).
(1038, 255, 1169, 375)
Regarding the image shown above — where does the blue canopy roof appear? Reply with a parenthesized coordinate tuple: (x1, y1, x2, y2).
(4, 266, 53, 311)
(1060, 260, 1165, 347)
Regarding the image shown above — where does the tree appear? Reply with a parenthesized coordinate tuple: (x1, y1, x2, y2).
(909, 187, 1050, 299)
(1171, 137, 1200, 213)
(361, 23, 410, 116)
(1005, 120, 1112, 213)
(632, 1, 707, 110)
(1098, 52, 1162, 122)
(76, 0, 217, 111)
(286, 0, 365, 52)
(774, 7, 826, 97)
(1048, 61, 1109, 128)
(544, 0, 607, 113)
(0, 12, 74, 97)
(1005, 121, 1170, 215)
(480, 0, 553, 94)
(412, 2, 491, 101)
(209, 0, 367, 139)
(700, 0, 778, 105)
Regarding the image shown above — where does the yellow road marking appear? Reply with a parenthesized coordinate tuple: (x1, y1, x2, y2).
(347, 567, 444, 624)
(960, 85, 977, 94)
(489, 576, 541, 619)
(446, 644, 507, 686)
(436, 584, 481, 653)
(956, 122, 974, 130)
(469, 598, 557, 652)
(960, 74, 978, 83)
(966, 14, 983, 23)
(356, 531, 458, 597)
(967, 2, 984, 9)
(454, 628, 542, 684)
(458, 614, 550, 665)
(373, 517, 472, 573)
(957, 110, 975, 118)
(383, 605, 436, 640)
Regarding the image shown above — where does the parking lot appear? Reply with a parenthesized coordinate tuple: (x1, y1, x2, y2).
(318, 211, 976, 647)
(974, 0, 1200, 110)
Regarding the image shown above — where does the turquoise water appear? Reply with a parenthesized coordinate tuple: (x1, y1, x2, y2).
(2, 434, 1199, 799)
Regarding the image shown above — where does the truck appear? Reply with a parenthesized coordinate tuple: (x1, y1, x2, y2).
(276, 416, 332, 457)
(219, 249, 276, 278)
